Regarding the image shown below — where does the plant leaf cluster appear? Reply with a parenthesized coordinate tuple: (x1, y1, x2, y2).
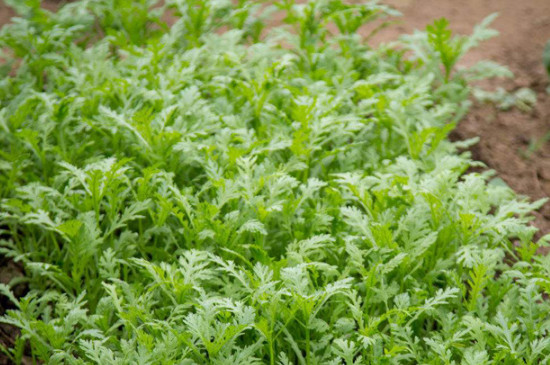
(0, 1, 549, 364)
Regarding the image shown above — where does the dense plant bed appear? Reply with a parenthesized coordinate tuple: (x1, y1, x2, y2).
(0, 0, 549, 363)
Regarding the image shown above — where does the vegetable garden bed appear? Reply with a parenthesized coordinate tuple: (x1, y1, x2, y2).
(0, 0, 549, 363)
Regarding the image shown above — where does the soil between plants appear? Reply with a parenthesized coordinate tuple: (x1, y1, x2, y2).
(0, 0, 549, 362)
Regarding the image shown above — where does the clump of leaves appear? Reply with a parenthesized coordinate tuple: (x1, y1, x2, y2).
(1, 0, 549, 364)
(473, 87, 537, 112)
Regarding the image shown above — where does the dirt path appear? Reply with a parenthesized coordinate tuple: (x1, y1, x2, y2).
(375, 0, 550, 236)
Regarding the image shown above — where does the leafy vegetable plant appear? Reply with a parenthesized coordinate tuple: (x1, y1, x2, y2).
(0, 0, 549, 363)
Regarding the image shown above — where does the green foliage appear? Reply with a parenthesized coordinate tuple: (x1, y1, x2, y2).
(426, 18, 464, 81)
(0, 1, 549, 363)
(474, 87, 537, 112)
(544, 40, 550, 77)
(520, 131, 550, 159)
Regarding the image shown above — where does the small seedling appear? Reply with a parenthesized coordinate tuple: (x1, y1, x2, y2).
(520, 131, 550, 159)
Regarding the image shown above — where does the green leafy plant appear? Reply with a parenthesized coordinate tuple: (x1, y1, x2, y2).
(0, 1, 549, 363)
(474, 87, 537, 112)
(426, 18, 465, 82)
(544, 40, 550, 77)
(520, 131, 550, 159)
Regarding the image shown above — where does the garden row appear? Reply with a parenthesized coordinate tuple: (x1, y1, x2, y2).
(0, 1, 549, 363)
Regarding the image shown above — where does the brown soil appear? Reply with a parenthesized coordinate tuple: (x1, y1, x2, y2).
(0, 4, 12, 27)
